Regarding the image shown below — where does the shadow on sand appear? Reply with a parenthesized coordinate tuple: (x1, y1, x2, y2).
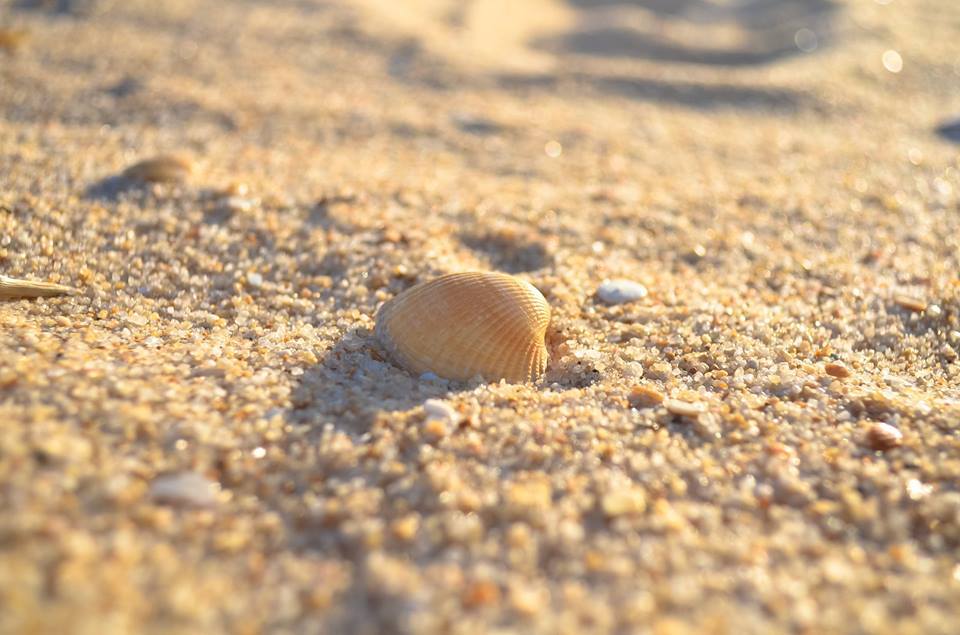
(546, 0, 839, 67)
(286, 335, 462, 436)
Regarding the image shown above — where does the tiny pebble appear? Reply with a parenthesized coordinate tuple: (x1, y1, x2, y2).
(423, 398, 458, 424)
(824, 362, 851, 379)
(247, 272, 263, 287)
(601, 489, 647, 517)
(865, 422, 903, 451)
(664, 399, 706, 418)
(628, 385, 665, 408)
(223, 196, 256, 213)
(597, 279, 648, 304)
(149, 472, 220, 507)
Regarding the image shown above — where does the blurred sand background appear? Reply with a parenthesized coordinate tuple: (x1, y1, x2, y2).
(2, 0, 960, 633)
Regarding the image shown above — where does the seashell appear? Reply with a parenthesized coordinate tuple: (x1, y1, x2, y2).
(375, 271, 551, 383)
(0, 275, 75, 299)
(122, 154, 193, 183)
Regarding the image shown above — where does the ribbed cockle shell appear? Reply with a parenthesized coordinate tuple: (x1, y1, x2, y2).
(375, 272, 551, 383)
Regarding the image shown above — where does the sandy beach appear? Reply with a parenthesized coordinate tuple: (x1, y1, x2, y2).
(2, 0, 960, 632)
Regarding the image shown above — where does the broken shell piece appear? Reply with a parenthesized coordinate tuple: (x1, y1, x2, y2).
(865, 422, 902, 452)
(0, 275, 75, 299)
(375, 271, 551, 383)
(893, 294, 926, 313)
(123, 154, 194, 183)
(149, 471, 220, 507)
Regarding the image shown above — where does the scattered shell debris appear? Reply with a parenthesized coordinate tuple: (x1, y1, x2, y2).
(122, 154, 194, 183)
(893, 294, 927, 313)
(865, 422, 903, 452)
(596, 279, 648, 305)
(149, 472, 220, 507)
(0, 275, 75, 299)
(375, 271, 551, 383)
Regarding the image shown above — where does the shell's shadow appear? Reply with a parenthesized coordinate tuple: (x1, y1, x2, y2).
(286, 333, 462, 436)
(83, 175, 147, 202)
(936, 119, 960, 144)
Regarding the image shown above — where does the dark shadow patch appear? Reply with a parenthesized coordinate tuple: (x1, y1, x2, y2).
(452, 113, 508, 136)
(82, 175, 145, 202)
(552, 0, 838, 67)
(936, 118, 960, 143)
(287, 334, 461, 436)
(537, 28, 806, 67)
(14, 0, 106, 15)
(592, 75, 805, 110)
(499, 73, 806, 111)
(459, 230, 554, 273)
(103, 76, 144, 99)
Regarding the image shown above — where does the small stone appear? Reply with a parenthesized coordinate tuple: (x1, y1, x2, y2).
(824, 362, 851, 379)
(390, 515, 420, 541)
(149, 472, 220, 507)
(601, 489, 647, 517)
(664, 398, 706, 418)
(628, 385, 664, 408)
(597, 279, 648, 304)
(246, 272, 263, 287)
(0, 28, 29, 54)
(223, 196, 256, 213)
(220, 181, 249, 197)
(422, 418, 449, 441)
(509, 583, 543, 617)
(893, 294, 927, 313)
(462, 580, 500, 608)
(864, 422, 903, 451)
(940, 344, 957, 361)
(423, 398, 458, 424)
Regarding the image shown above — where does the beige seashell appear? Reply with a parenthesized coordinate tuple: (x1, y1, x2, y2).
(375, 271, 551, 383)
(0, 275, 75, 299)
(123, 154, 194, 183)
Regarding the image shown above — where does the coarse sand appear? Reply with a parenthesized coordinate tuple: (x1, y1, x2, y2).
(2, 0, 960, 633)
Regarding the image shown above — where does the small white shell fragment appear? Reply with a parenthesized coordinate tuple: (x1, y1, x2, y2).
(149, 472, 220, 507)
(246, 272, 263, 287)
(664, 398, 707, 418)
(423, 398, 458, 424)
(597, 279, 648, 304)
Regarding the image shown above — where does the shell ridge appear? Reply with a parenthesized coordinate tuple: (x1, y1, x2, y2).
(374, 271, 551, 383)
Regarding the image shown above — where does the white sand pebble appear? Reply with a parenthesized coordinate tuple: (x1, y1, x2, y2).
(424, 398, 458, 424)
(597, 279, 648, 304)
(149, 472, 220, 507)
(664, 399, 707, 418)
